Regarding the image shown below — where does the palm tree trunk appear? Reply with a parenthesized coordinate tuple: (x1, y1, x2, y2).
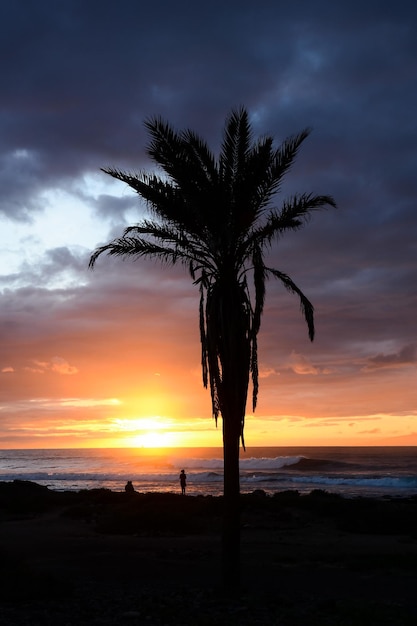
(217, 279, 249, 593)
(222, 415, 241, 593)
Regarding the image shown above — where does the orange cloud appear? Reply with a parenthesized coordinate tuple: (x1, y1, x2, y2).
(50, 357, 79, 375)
(288, 351, 320, 375)
(24, 357, 78, 376)
(258, 365, 279, 379)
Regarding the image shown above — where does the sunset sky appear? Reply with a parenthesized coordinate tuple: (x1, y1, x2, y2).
(1, 0, 416, 449)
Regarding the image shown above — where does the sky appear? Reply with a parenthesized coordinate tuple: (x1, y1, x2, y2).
(0, 0, 416, 449)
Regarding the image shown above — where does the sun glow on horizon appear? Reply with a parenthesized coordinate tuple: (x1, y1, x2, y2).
(113, 416, 180, 448)
(2, 391, 416, 448)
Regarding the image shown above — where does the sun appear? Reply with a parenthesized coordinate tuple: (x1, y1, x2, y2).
(113, 416, 180, 448)
(138, 430, 172, 448)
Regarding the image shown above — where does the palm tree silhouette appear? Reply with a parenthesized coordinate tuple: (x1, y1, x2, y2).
(89, 107, 336, 591)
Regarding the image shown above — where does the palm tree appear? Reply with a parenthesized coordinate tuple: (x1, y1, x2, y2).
(89, 107, 336, 591)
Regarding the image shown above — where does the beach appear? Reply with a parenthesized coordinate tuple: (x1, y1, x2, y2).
(1, 481, 417, 625)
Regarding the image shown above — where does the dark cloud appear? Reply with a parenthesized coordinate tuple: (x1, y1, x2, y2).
(1, 2, 416, 226)
(364, 344, 417, 371)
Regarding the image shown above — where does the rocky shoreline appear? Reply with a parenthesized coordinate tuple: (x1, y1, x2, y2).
(1, 480, 417, 625)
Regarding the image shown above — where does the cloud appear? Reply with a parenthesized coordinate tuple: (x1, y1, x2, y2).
(288, 352, 321, 375)
(258, 366, 279, 379)
(25, 358, 78, 376)
(50, 357, 79, 375)
(363, 344, 417, 371)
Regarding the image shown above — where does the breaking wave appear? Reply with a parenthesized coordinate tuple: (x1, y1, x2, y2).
(2, 448, 417, 497)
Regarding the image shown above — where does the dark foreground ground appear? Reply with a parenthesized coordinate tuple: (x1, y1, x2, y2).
(1, 481, 417, 625)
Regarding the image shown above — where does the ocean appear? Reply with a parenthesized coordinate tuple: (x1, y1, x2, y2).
(1, 447, 417, 499)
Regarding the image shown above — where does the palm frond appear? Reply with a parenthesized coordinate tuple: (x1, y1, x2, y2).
(145, 118, 218, 204)
(267, 128, 312, 194)
(103, 166, 221, 248)
(199, 282, 209, 389)
(235, 107, 251, 173)
(250, 334, 259, 412)
(123, 223, 217, 274)
(266, 267, 315, 341)
(231, 137, 275, 233)
(101, 167, 181, 221)
(89, 234, 207, 270)
(180, 129, 218, 183)
(244, 193, 337, 252)
(144, 116, 185, 177)
(220, 107, 251, 186)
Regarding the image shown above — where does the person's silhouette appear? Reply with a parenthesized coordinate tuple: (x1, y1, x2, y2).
(179, 469, 187, 495)
(125, 480, 135, 493)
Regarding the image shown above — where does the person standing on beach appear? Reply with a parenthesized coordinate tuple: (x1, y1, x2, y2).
(179, 469, 187, 495)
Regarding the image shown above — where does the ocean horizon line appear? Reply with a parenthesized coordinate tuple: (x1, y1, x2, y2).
(2, 444, 417, 449)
